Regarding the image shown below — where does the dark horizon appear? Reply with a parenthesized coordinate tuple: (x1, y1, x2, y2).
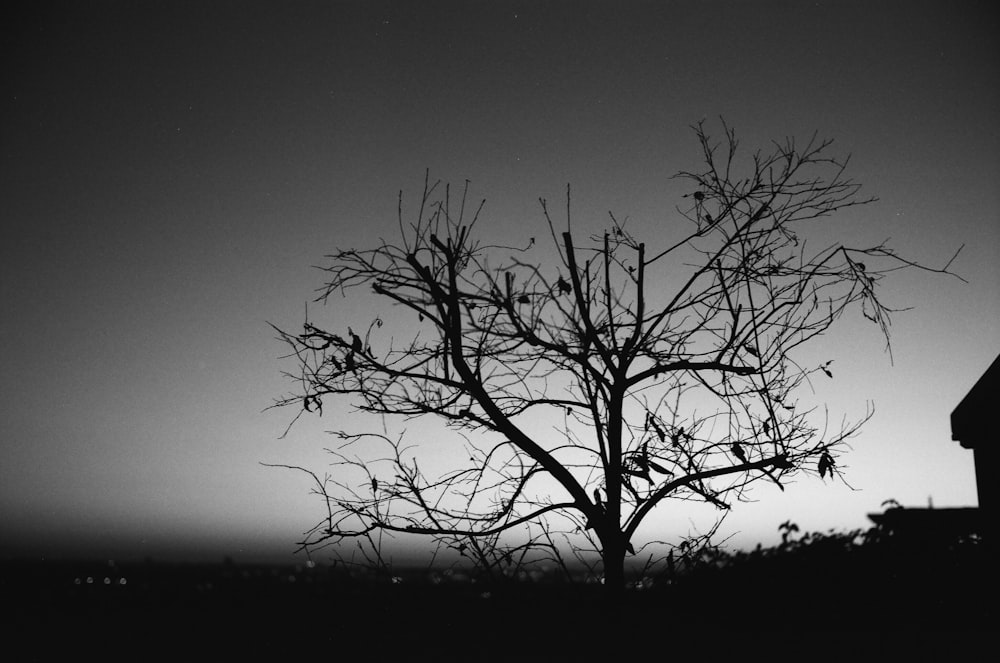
(7, 515, 991, 658)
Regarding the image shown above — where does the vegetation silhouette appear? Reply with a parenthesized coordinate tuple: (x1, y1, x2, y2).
(268, 120, 964, 601)
(7, 510, 990, 657)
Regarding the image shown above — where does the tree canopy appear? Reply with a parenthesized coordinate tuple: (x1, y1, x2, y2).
(270, 121, 962, 590)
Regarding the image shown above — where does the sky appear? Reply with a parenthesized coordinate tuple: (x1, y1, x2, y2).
(2, 0, 997, 566)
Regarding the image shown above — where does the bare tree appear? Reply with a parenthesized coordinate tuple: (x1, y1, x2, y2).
(269, 120, 962, 595)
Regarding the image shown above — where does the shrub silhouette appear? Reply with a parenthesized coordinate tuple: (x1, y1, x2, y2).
(663, 517, 990, 631)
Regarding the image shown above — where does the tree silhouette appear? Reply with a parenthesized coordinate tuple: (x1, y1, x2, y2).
(269, 120, 962, 594)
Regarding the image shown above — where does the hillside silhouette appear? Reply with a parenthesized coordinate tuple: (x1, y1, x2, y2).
(7, 516, 992, 659)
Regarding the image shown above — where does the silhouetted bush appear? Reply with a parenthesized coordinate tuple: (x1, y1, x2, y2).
(660, 520, 991, 631)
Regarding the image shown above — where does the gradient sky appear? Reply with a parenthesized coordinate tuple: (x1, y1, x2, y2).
(2, 0, 998, 564)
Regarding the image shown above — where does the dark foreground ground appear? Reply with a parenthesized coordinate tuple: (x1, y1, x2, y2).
(4, 535, 996, 660)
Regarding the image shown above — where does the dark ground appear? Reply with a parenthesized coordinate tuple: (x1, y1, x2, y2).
(4, 534, 995, 660)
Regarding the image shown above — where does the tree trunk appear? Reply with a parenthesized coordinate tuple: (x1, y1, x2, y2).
(602, 539, 626, 607)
